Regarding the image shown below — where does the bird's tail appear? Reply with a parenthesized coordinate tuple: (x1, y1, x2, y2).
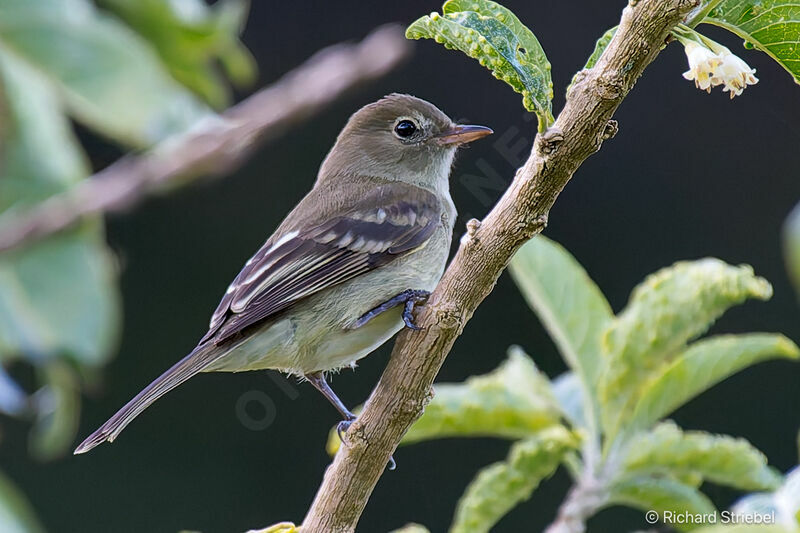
(74, 343, 224, 455)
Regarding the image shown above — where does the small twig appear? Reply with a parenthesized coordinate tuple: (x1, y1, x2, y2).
(0, 25, 411, 253)
(301, 1, 697, 532)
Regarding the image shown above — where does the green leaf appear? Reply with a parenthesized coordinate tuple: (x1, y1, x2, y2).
(0, 229, 120, 366)
(97, 0, 256, 108)
(599, 259, 772, 433)
(628, 334, 799, 434)
(450, 427, 575, 533)
(325, 348, 561, 455)
(0, 46, 120, 366)
(406, 0, 553, 129)
(623, 422, 782, 492)
(0, 0, 211, 146)
(551, 372, 588, 429)
(402, 347, 561, 445)
(29, 361, 81, 460)
(705, 0, 800, 83)
(509, 235, 613, 405)
(0, 470, 45, 533)
(584, 26, 618, 70)
(609, 475, 717, 532)
(567, 26, 617, 93)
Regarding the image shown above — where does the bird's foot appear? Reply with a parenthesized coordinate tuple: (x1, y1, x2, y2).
(336, 415, 356, 444)
(402, 291, 430, 330)
(352, 289, 430, 330)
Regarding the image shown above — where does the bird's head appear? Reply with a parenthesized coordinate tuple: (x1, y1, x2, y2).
(319, 94, 492, 190)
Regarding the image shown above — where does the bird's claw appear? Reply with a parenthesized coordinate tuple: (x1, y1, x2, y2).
(403, 300, 422, 330)
(337, 418, 355, 444)
(401, 290, 430, 331)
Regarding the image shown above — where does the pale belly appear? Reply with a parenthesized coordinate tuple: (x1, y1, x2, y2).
(204, 305, 404, 375)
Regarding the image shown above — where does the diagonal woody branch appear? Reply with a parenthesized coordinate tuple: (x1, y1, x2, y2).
(302, 0, 698, 531)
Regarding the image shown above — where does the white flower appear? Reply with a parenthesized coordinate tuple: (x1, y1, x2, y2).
(713, 50, 759, 99)
(682, 42, 722, 92)
(681, 41, 758, 98)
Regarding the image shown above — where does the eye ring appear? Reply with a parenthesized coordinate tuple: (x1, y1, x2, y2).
(394, 119, 418, 138)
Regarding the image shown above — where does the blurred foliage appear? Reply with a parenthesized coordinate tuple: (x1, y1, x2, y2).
(0, 0, 213, 147)
(0, 471, 44, 533)
(97, 0, 256, 108)
(449, 426, 574, 533)
(0, 0, 253, 529)
(341, 236, 797, 532)
(406, 0, 554, 130)
(689, 454, 800, 532)
(784, 202, 800, 297)
(246, 522, 300, 533)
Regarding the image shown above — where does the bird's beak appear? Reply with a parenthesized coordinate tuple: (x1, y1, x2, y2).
(434, 124, 493, 146)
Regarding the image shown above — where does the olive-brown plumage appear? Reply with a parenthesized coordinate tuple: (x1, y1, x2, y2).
(75, 94, 491, 455)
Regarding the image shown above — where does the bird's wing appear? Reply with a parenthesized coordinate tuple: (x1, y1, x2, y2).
(201, 182, 442, 345)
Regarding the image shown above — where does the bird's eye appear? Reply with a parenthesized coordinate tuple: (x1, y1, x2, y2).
(394, 119, 418, 138)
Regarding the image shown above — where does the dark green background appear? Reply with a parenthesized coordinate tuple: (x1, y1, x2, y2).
(4, 1, 800, 531)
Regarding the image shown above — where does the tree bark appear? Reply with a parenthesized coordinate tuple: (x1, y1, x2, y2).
(302, 0, 697, 531)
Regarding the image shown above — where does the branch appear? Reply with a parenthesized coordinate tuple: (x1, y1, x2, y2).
(0, 25, 411, 253)
(302, 1, 697, 531)
(544, 473, 609, 533)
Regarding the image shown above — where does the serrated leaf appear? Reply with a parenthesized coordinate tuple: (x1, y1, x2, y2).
(406, 0, 553, 129)
(0, 470, 45, 533)
(599, 259, 772, 434)
(97, 0, 256, 108)
(509, 236, 613, 407)
(705, 0, 800, 83)
(326, 348, 560, 455)
(0, 47, 120, 366)
(450, 427, 574, 533)
(567, 26, 618, 93)
(623, 422, 781, 491)
(402, 347, 560, 445)
(628, 334, 799, 434)
(0, 0, 211, 146)
(609, 475, 717, 532)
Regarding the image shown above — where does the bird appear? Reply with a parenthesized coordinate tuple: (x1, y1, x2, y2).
(74, 94, 492, 455)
